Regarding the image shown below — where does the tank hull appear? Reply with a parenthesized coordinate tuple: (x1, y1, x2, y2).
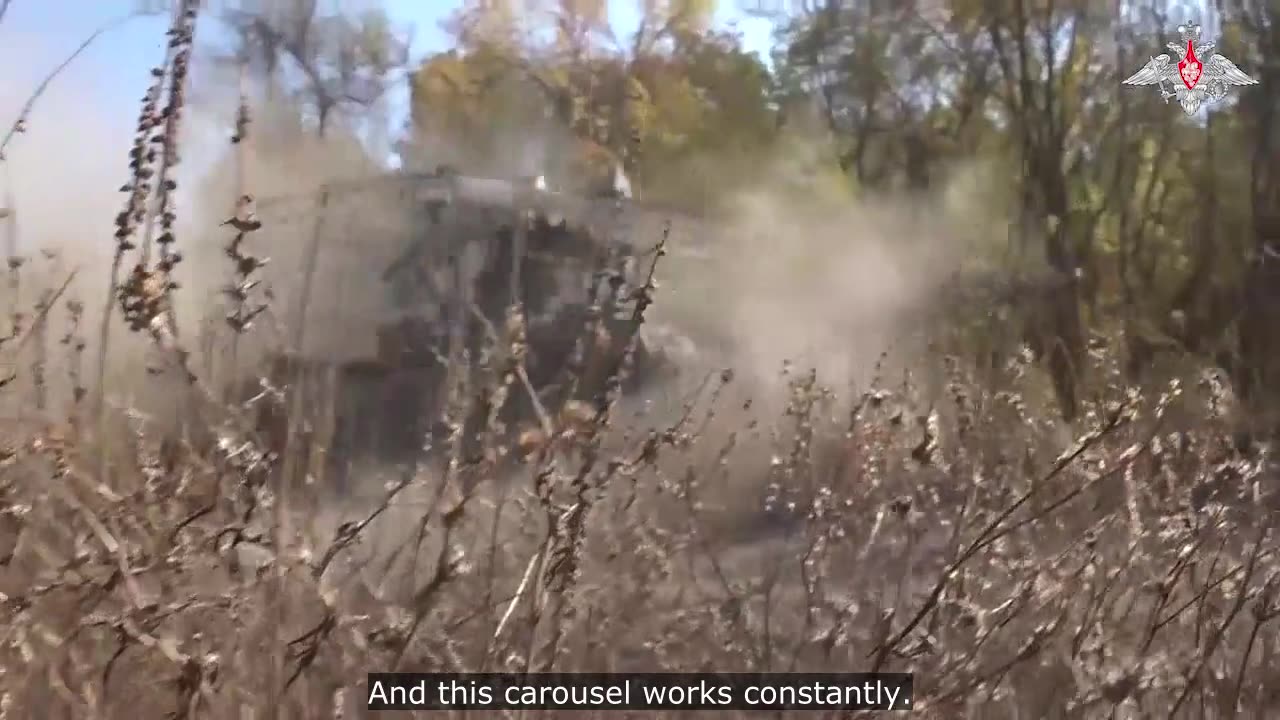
(251, 172, 678, 485)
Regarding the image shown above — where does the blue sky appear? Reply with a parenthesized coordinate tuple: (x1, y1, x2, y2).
(0, 0, 778, 113)
(0, 0, 778, 171)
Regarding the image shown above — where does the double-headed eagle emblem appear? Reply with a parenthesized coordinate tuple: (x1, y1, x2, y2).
(1123, 22, 1257, 115)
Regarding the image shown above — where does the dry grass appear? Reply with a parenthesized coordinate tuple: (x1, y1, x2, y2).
(2, 6, 1280, 720)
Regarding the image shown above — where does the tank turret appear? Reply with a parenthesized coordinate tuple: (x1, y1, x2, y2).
(259, 170, 675, 483)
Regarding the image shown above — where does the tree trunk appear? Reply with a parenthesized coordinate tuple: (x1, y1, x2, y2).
(1031, 147, 1085, 421)
(1232, 17, 1280, 440)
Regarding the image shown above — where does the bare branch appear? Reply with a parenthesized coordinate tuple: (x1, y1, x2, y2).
(0, 12, 148, 162)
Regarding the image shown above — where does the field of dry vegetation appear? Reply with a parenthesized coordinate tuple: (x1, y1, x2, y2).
(2, 2, 1280, 719)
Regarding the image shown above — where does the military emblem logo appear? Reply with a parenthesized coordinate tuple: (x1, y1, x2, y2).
(1123, 22, 1257, 116)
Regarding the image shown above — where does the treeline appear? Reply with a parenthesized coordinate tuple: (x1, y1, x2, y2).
(404, 0, 1279, 433)
(219, 0, 1280, 433)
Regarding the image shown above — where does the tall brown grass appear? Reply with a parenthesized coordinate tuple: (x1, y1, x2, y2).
(2, 5, 1279, 720)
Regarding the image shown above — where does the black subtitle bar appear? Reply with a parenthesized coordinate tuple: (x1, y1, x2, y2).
(366, 672, 914, 711)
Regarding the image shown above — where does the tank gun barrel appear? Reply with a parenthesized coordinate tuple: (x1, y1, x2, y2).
(255, 169, 710, 265)
(258, 171, 603, 216)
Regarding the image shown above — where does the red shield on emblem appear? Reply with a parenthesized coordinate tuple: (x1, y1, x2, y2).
(1178, 40, 1202, 89)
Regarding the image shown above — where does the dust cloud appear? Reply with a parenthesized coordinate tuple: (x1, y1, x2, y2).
(1, 18, 995, 425)
(648, 144, 989, 407)
(0, 25, 410, 412)
(685, 194, 960, 385)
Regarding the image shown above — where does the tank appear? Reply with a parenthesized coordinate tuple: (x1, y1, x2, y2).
(253, 166, 679, 485)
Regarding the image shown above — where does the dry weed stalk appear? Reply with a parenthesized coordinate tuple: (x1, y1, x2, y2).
(222, 61, 268, 346)
(118, 0, 198, 351)
(95, 24, 177, 419)
(0, 184, 18, 390)
(61, 296, 86, 420)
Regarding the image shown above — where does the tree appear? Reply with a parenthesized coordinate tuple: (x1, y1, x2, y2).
(222, 0, 411, 137)
(404, 0, 1280, 431)
(770, 0, 1280, 427)
(406, 0, 778, 209)
(1221, 0, 1280, 436)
